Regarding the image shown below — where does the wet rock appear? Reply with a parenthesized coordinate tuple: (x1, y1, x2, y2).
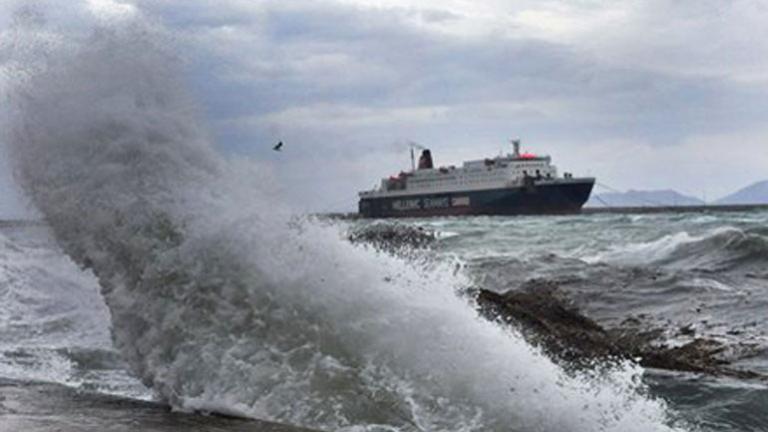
(679, 324, 696, 336)
(0, 378, 318, 432)
(637, 339, 726, 376)
(473, 281, 623, 365)
(474, 281, 768, 380)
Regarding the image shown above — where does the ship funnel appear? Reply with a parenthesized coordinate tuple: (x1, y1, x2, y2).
(418, 149, 434, 169)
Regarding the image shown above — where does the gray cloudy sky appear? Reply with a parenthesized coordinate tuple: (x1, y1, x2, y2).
(2, 0, 768, 215)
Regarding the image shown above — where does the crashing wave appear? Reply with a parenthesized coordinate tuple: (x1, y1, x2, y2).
(2, 6, 685, 432)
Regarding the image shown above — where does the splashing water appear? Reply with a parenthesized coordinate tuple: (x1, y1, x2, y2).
(2, 7, 686, 432)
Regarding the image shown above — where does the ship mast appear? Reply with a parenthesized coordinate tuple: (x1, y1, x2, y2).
(409, 141, 425, 172)
(511, 138, 521, 158)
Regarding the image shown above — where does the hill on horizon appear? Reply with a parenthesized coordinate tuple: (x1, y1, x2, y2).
(716, 180, 768, 205)
(586, 189, 705, 207)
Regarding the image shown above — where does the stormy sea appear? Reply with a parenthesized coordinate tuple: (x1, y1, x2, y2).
(4, 212, 768, 432)
(3, 10, 768, 432)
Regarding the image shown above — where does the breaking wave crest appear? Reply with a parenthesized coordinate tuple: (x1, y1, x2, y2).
(3, 9, 684, 432)
(585, 226, 768, 271)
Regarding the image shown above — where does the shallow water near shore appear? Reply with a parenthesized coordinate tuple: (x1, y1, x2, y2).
(411, 210, 768, 430)
(2, 211, 768, 430)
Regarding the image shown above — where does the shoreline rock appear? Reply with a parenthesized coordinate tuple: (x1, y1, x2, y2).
(346, 224, 766, 380)
(0, 378, 319, 432)
(473, 281, 766, 380)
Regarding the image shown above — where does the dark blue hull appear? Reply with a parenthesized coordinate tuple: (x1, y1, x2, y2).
(358, 179, 595, 218)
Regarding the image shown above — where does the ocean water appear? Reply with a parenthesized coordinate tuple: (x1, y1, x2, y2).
(3, 213, 768, 431)
(417, 212, 768, 431)
(3, 9, 768, 432)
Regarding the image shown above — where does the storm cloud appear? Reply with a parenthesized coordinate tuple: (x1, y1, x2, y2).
(3, 0, 768, 213)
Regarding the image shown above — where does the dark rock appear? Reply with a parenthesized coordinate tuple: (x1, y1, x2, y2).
(474, 281, 767, 380)
(679, 324, 696, 336)
(0, 378, 319, 432)
(473, 281, 623, 366)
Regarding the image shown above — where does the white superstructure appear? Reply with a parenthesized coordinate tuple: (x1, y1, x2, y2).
(360, 141, 567, 198)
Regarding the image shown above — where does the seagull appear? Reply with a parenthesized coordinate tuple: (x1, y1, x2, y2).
(273, 141, 283, 151)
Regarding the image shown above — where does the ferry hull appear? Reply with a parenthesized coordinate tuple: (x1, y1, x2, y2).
(358, 179, 595, 218)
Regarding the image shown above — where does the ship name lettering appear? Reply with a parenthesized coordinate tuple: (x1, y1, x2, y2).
(452, 196, 470, 207)
(392, 199, 421, 211)
(423, 197, 450, 208)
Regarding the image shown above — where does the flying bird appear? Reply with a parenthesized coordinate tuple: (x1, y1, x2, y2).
(273, 141, 283, 151)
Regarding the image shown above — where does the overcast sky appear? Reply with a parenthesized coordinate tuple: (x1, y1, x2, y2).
(2, 0, 768, 215)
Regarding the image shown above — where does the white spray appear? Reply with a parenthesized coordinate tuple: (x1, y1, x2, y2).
(2, 6, 686, 432)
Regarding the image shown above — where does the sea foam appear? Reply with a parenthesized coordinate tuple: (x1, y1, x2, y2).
(2, 6, 685, 431)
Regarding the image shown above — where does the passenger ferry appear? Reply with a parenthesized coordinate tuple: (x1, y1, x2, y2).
(358, 140, 594, 218)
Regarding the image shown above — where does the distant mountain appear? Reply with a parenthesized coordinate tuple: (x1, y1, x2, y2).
(586, 189, 705, 207)
(716, 180, 768, 205)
